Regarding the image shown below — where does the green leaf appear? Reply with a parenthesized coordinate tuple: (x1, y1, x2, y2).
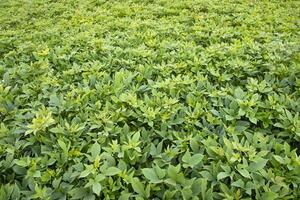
(90, 142, 101, 159)
(69, 187, 89, 199)
(105, 167, 121, 176)
(132, 131, 140, 143)
(49, 93, 60, 107)
(79, 170, 91, 178)
(154, 165, 166, 179)
(183, 151, 204, 167)
(92, 182, 101, 196)
(217, 172, 230, 180)
(191, 154, 204, 163)
(13, 165, 27, 175)
(58, 139, 68, 154)
(191, 178, 201, 196)
(182, 151, 192, 163)
(200, 178, 207, 200)
(231, 179, 244, 188)
(142, 168, 161, 183)
(200, 171, 213, 180)
(167, 165, 185, 184)
(248, 158, 268, 172)
(237, 169, 251, 179)
(95, 174, 105, 182)
(189, 154, 204, 167)
(131, 178, 145, 197)
(118, 192, 131, 200)
(181, 187, 193, 200)
(260, 191, 278, 200)
(11, 184, 20, 200)
(273, 155, 285, 164)
(164, 178, 177, 187)
(234, 87, 246, 99)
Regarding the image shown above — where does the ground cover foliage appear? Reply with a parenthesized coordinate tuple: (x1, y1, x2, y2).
(0, 0, 300, 199)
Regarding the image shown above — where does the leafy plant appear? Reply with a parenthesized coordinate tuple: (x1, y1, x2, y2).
(0, 0, 299, 199)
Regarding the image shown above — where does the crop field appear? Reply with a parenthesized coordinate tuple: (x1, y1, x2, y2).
(0, 0, 300, 199)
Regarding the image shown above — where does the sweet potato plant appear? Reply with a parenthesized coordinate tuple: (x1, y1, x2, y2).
(0, 0, 300, 199)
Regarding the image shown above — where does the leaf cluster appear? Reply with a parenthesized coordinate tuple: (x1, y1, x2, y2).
(0, 0, 300, 199)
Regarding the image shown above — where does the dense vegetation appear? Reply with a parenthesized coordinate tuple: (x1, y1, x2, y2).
(0, 0, 300, 199)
